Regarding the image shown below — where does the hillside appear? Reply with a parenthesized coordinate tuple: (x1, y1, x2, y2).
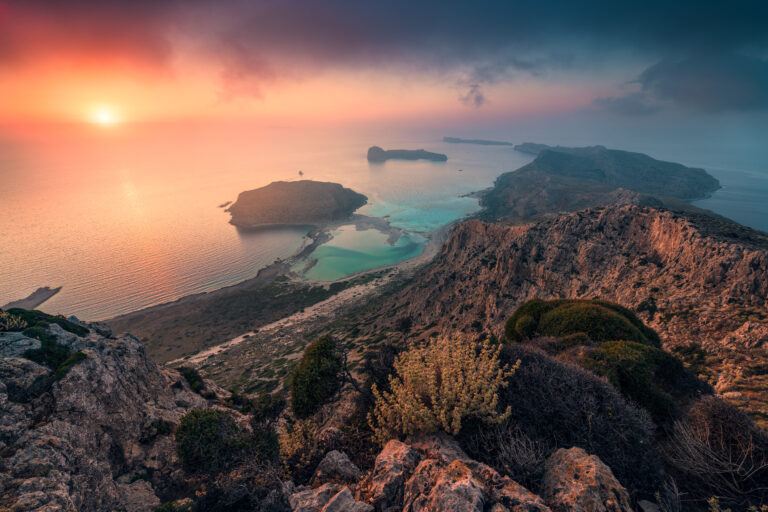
(370, 205, 768, 426)
(227, 180, 367, 229)
(481, 145, 720, 222)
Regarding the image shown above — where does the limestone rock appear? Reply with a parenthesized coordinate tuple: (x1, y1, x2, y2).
(359, 435, 550, 512)
(541, 447, 632, 512)
(322, 487, 373, 512)
(0, 323, 214, 511)
(312, 450, 362, 486)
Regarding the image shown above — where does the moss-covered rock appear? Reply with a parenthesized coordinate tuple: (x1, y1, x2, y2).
(504, 299, 660, 347)
(579, 340, 708, 423)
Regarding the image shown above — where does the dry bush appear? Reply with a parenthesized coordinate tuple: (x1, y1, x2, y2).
(368, 335, 518, 443)
(278, 419, 325, 483)
(461, 424, 547, 489)
(462, 344, 663, 498)
(664, 396, 768, 509)
(0, 311, 27, 331)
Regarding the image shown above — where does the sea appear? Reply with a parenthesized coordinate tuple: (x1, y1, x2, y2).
(1, 119, 767, 321)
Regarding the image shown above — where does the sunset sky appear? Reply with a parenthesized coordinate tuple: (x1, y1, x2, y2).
(1, 0, 767, 124)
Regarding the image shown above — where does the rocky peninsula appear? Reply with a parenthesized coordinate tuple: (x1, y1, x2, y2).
(227, 180, 367, 229)
(443, 136, 514, 146)
(481, 144, 721, 222)
(366, 146, 447, 163)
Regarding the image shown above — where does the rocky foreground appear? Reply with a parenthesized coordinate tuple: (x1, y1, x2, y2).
(0, 320, 637, 512)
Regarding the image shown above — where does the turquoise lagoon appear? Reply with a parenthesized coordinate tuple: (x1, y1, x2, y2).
(299, 226, 427, 281)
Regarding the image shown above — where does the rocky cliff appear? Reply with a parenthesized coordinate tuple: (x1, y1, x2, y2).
(481, 145, 720, 222)
(375, 205, 768, 424)
(227, 180, 367, 229)
(0, 321, 223, 511)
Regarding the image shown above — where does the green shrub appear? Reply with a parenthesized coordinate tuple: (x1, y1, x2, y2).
(176, 409, 242, 473)
(289, 335, 342, 418)
(179, 367, 204, 392)
(504, 299, 660, 347)
(53, 351, 87, 380)
(24, 338, 71, 369)
(7, 308, 89, 337)
(580, 340, 707, 423)
(176, 408, 278, 475)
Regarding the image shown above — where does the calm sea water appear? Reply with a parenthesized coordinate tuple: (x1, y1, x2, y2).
(1, 120, 766, 321)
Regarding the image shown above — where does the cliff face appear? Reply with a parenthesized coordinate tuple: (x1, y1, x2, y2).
(227, 180, 367, 229)
(481, 145, 720, 222)
(0, 323, 218, 511)
(379, 205, 768, 423)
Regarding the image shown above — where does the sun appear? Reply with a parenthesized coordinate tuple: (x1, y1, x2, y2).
(92, 108, 118, 126)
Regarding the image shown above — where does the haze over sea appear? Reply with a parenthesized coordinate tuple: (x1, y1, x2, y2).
(1, 118, 767, 321)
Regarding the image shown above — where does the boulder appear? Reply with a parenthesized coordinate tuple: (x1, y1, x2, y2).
(288, 483, 342, 512)
(359, 435, 550, 512)
(541, 447, 632, 512)
(322, 487, 373, 512)
(361, 439, 421, 510)
(311, 450, 362, 486)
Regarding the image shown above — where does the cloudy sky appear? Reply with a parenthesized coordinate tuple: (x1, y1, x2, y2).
(1, 0, 767, 123)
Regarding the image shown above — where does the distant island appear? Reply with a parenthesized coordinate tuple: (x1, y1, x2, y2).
(367, 145, 447, 163)
(226, 180, 367, 229)
(443, 136, 514, 146)
(481, 144, 721, 222)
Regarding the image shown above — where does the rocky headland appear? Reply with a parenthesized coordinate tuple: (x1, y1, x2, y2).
(227, 180, 367, 229)
(366, 146, 447, 163)
(481, 144, 721, 222)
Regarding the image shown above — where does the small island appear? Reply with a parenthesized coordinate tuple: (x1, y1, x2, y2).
(226, 180, 367, 229)
(443, 136, 514, 146)
(367, 146, 447, 163)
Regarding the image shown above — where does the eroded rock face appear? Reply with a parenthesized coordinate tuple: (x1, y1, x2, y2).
(0, 324, 216, 511)
(358, 434, 550, 512)
(541, 447, 632, 512)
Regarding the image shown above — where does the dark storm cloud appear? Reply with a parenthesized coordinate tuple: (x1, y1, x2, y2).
(596, 53, 768, 114)
(638, 54, 768, 111)
(593, 93, 660, 116)
(2, 0, 768, 110)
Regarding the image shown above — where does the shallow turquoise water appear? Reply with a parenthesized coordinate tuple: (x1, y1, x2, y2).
(301, 226, 427, 281)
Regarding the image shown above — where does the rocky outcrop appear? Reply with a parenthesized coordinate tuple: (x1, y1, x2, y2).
(366, 146, 448, 163)
(311, 450, 363, 486)
(481, 145, 720, 222)
(358, 435, 551, 512)
(227, 180, 367, 229)
(284, 481, 372, 512)
(0, 322, 220, 511)
(541, 447, 632, 512)
(376, 205, 768, 426)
